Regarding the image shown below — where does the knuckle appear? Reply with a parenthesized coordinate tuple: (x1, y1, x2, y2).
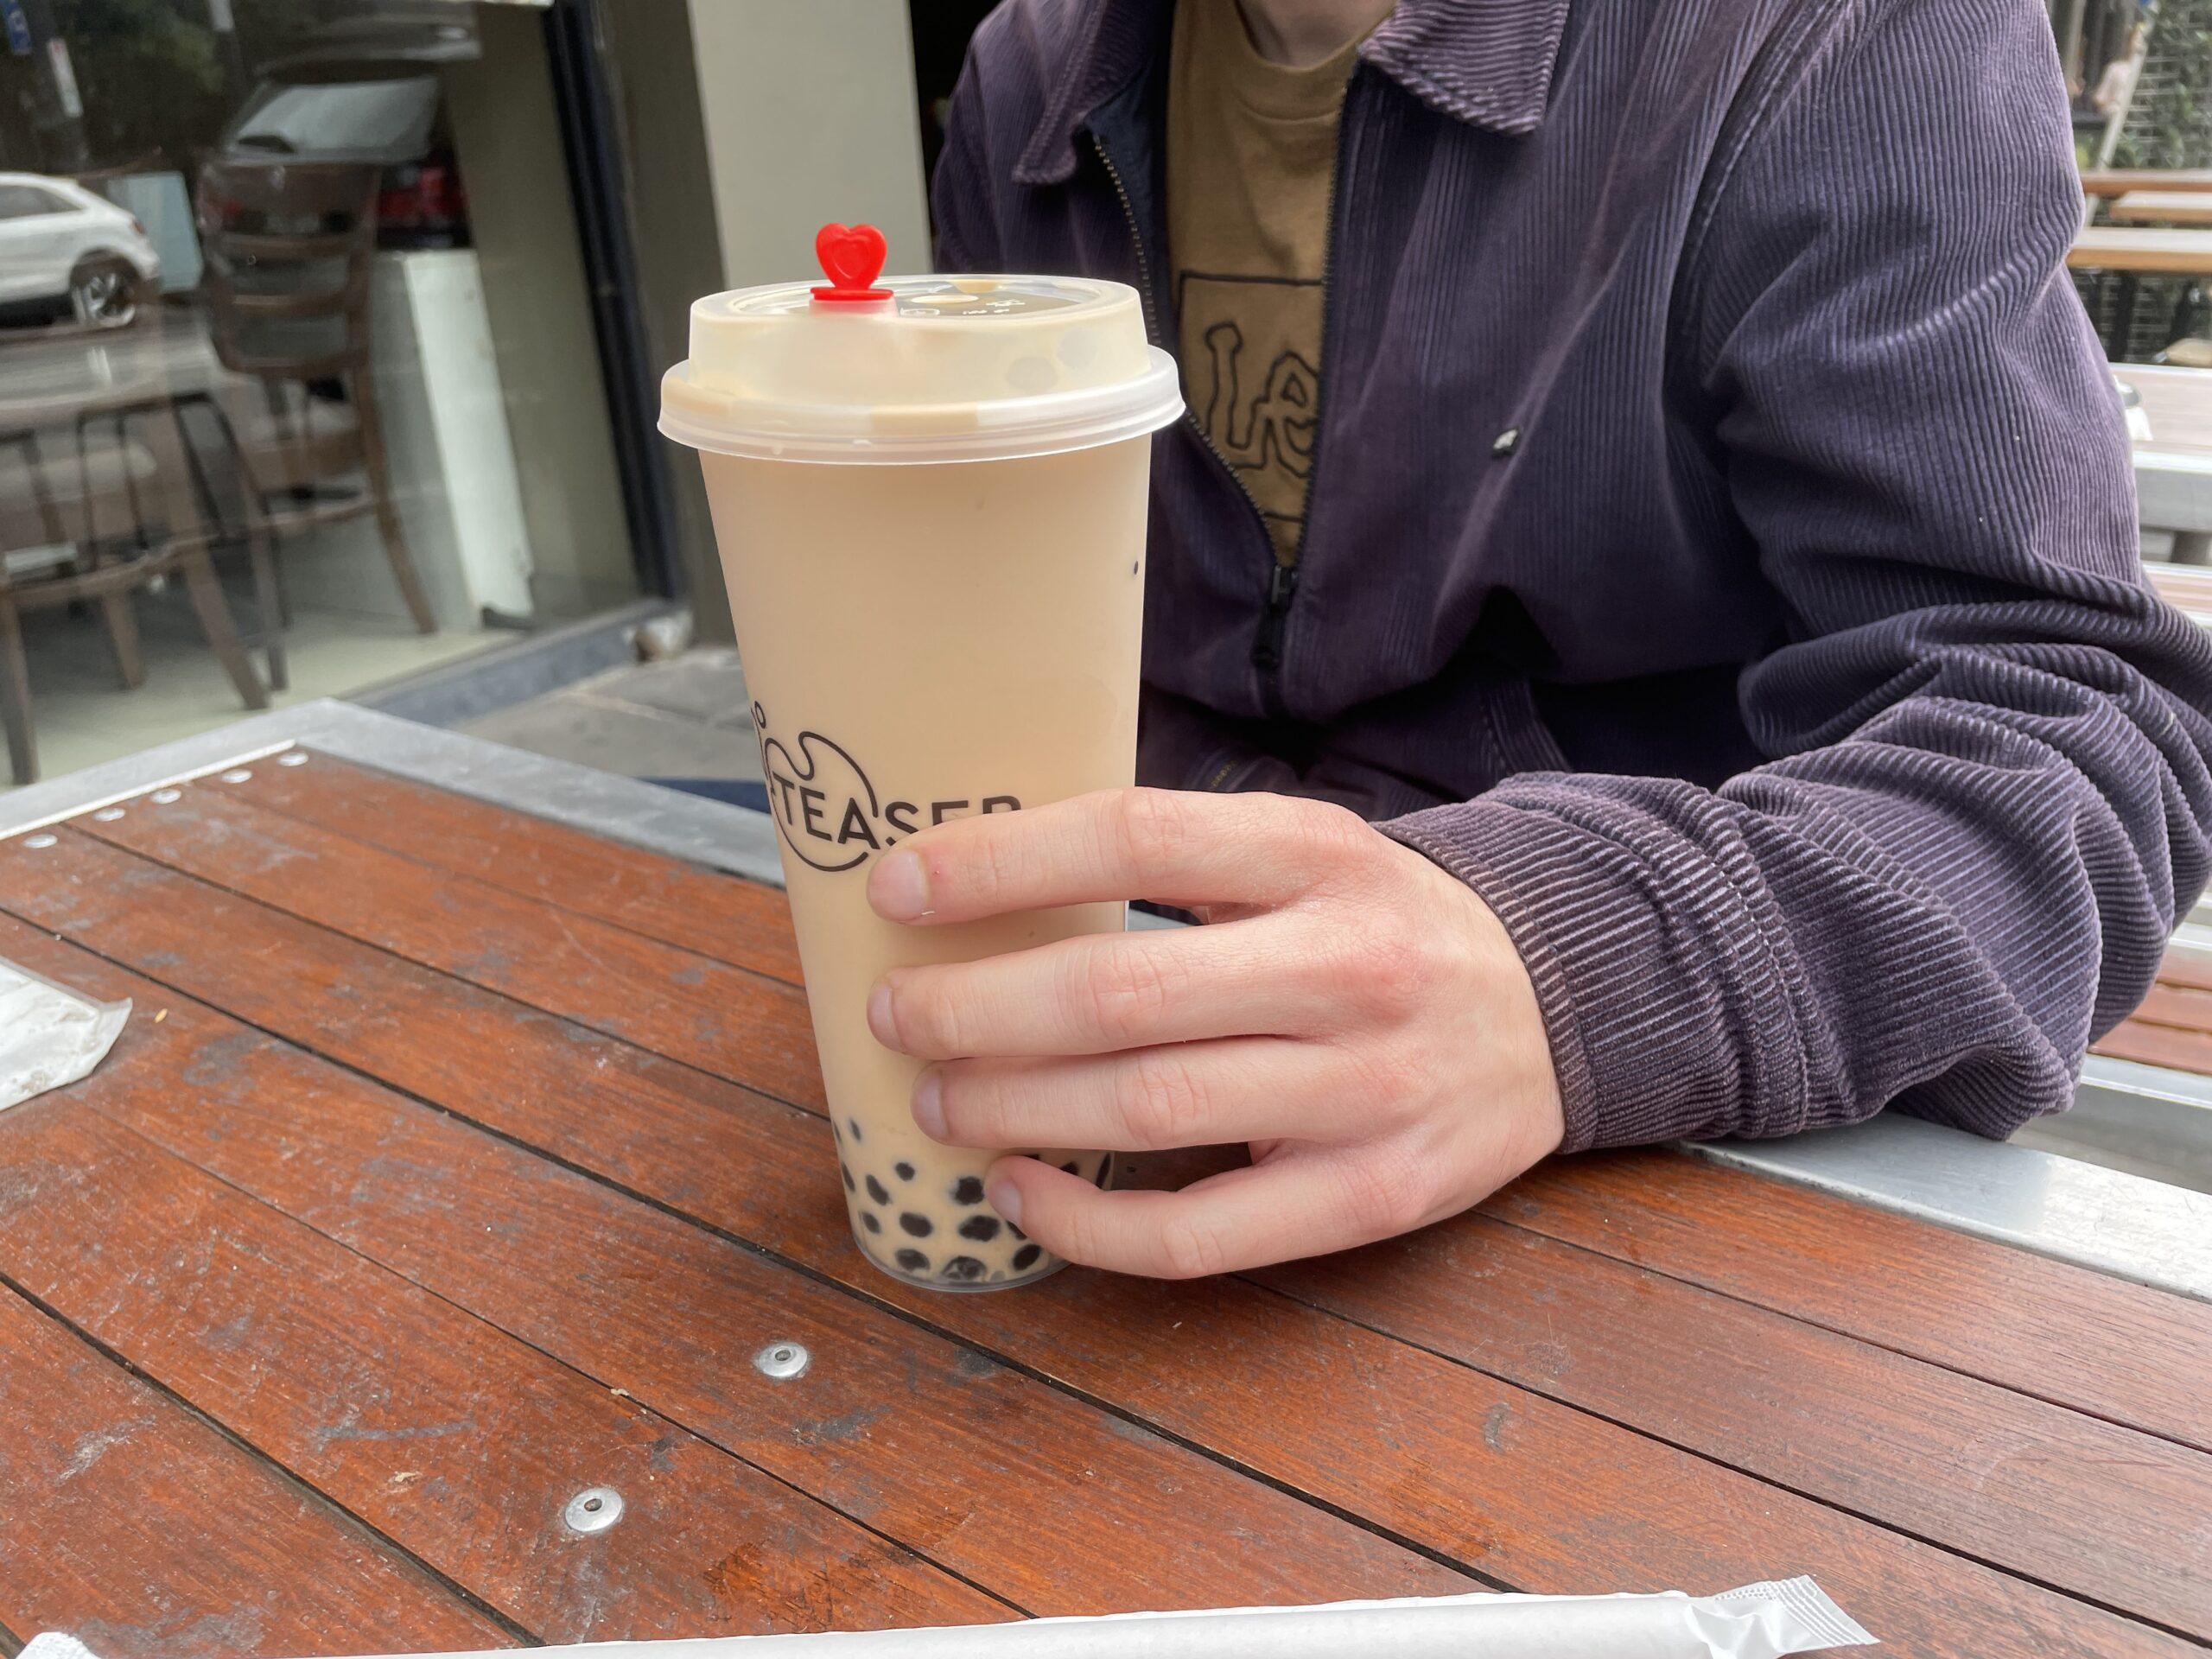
(1345, 931, 1430, 1021)
(1155, 1214, 1232, 1280)
(1116, 1048, 1212, 1147)
(1077, 943, 1177, 1045)
(1287, 798, 1372, 863)
(1110, 787, 1194, 874)
(891, 971, 963, 1055)
(1336, 1148, 1430, 1239)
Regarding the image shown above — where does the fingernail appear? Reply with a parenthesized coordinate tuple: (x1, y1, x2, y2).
(911, 1069, 947, 1139)
(872, 851, 931, 920)
(866, 981, 899, 1048)
(986, 1178, 1023, 1230)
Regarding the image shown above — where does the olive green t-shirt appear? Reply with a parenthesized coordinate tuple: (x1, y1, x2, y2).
(1165, 0, 1367, 563)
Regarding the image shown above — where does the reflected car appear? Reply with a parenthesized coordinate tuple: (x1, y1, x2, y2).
(0, 173, 162, 328)
(211, 11, 474, 251)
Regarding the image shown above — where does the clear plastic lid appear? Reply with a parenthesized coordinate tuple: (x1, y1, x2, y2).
(658, 227, 1182, 464)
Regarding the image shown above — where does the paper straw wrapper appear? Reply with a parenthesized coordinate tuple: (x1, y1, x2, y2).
(24, 1578, 1872, 1659)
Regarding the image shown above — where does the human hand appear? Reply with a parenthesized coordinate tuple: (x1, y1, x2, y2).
(862, 789, 1566, 1278)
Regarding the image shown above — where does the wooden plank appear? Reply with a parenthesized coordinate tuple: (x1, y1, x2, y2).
(0, 1102, 1004, 1641)
(2150, 948, 2212, 995)
(2123, 980, 2212, 1033)
(0, 832, 2180, 1659)
(2069, 226, 2212, 276)
(1478, 1153, 2212, 1456)
(1254, 1220, 2212, 1638)
(229, 753, 804, 985)
(68, 780, 823, 1108)
(2083, 168, 2212, 199)
(2109, 191, 2212, 226)
(0, 1287, 512, 1659)
(2091, 1019, 2212, 1074)
(57, 776, 2212, 1446)
(0, 912, 1465, 1618)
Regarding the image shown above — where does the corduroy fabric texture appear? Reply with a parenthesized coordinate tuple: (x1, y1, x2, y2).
(931, 0, 2212, 1151)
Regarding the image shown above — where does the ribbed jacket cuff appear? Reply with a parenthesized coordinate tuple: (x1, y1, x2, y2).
(1382, 794, 1802, 1153)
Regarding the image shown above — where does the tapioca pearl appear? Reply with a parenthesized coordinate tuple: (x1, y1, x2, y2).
(940, 1255, 987, 1283)
(865, 1174, 891, 1205)
(1008, 1223, 1027, 1241)
(895, 1248, 930, 1274)
(1058, 1160, 1080, 1176)
(861, 1211, 883, 1235)
(847, 1117, 863, 1142)
(1011, 1243, 1043, 1272)
(894, 1160, 916, 1181)
(899, 1212, 934, 1237)
(957, 1215, 1000, 1243)
(840, 1162, 855, 1192)
(951, 1175, 984, 1205)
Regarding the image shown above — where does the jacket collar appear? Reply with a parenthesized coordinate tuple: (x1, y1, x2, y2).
(1014, 0, 1573, 185)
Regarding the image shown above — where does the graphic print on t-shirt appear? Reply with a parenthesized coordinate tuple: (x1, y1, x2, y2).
(1177, 270, 1324, 558)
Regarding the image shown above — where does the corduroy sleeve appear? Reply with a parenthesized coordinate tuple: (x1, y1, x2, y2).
(930, 43, 1004, 275)
(1383, 0, 2212, 1151)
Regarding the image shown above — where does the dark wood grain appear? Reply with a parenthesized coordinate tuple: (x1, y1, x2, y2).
(0, 912, 1466, 1618)
(0, 1287, 513, 1659)
(0, 1103, 1004, 1642)
(228, 753, 805, 984)
(1255, 1219, 2212, 1637)
(0, 830, 2184, 1659)
(71, 779, 823, 1107)
(1480, 1153, 2212, 1456)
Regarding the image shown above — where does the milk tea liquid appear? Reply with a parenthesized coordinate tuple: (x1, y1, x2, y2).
(662, 253, 1181, 1289)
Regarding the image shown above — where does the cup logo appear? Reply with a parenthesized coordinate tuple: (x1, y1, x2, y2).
(753, 704, 1020, 873)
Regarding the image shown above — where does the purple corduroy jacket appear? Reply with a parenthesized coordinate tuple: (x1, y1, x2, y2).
(930, 0, 2212, 1152)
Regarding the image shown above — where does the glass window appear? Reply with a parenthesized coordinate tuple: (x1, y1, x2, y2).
(0, 1, 664, 790)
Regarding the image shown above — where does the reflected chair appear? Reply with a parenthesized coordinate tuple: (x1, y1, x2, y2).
(0, 378, 268, 787)
(192, 159, 436, 643)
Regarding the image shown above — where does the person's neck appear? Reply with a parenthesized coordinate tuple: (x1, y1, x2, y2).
(1234, 0, 1395, 67)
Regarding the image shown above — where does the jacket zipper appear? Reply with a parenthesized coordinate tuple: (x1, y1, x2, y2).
(1090, 132, 1288, 696)
(1272, 72, 1355, 718)
(1090, 72, 1355, 722)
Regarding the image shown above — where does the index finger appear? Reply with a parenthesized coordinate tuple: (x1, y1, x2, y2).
(865, 787, 1351, 925)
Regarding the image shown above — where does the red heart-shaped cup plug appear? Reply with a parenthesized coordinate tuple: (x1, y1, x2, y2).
(812, 222, 892, 302)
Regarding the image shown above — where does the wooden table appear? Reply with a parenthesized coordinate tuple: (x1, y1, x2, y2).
(2068, 226, 2212, 275)
(2111, 192, 2212, 228)
(1, 708, 2207, 1659)
(2083, 168, 2212, 200)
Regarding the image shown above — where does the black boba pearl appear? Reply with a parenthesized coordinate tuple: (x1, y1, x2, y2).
(899, 1211, 934, 1237)
(847, 1117, 863, 1141)
(840, 1162, 855, 1192)
(940, 1255, 987, 1282)
(951, 1176, 985, 1205)
(894, 1160, 916, 1181)
(895, 1248, 929, 1273)
(1011, 1243, 1043, 1271)
(861, 1211, 882, 1234)
(1058, 1160, 1080, 1175)
(865, 1174, 890, 1205)
(958, 1215, 1000, 1243)
(1009, 1224, 1027, 1241)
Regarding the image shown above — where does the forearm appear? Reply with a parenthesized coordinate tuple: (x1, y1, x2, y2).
(1386, 589, 2212, 1152)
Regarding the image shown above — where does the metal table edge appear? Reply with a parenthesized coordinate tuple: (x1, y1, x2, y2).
(5, 701, 2205, 1303)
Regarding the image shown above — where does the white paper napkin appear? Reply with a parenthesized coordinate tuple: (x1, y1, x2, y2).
(0, 958, 129, 1113)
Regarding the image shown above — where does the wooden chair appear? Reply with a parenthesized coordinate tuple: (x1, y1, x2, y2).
(192, 159, 436, 640)
(0, 381, 268, 786)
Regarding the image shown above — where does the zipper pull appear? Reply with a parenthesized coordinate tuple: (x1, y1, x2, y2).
(1267, 563, 1300, 610)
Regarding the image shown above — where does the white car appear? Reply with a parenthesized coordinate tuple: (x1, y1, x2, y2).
(0, 173, 162, 329)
